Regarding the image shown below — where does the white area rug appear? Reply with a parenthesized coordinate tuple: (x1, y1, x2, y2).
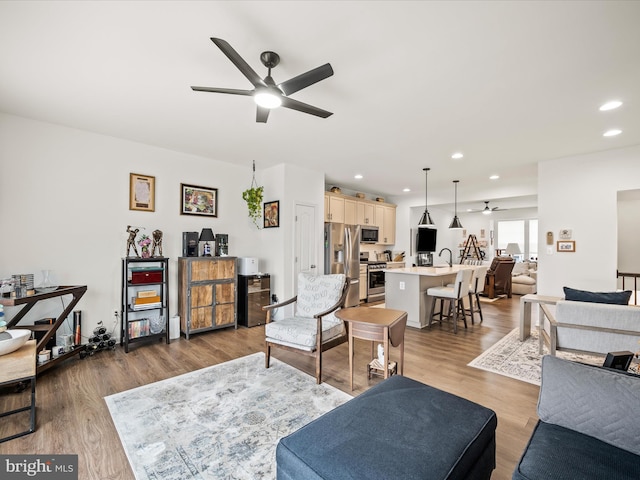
(105, 353, 352, 480)
(468, 328, 605, 385)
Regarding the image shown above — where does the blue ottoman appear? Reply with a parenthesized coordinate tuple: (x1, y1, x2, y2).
(277, 375, 497, 480)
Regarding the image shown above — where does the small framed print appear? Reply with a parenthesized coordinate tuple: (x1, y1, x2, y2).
(129, 173, 155, 212)
(181, 183, 218, 217)
(263, 200, 279, 228)
(557, 240, 576, 252)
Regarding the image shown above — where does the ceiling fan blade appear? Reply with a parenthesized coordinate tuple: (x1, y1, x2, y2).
(256, 106, 270, 123)
(278, 63, 334, 96)
(191, 86, 253, 96)
(280, 96, 333, 118)
(210, 38, 267, 88)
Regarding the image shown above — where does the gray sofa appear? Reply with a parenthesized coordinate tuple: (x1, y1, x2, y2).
(513, 355, 640, 479)
(539, 299, 640, 355)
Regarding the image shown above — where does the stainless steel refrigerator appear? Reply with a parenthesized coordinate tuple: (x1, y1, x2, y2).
(324, 223, 360, 307)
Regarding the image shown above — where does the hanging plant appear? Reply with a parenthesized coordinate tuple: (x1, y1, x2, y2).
(242, 160, 264, 228)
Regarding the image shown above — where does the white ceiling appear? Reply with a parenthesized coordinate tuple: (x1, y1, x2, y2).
(1, 1, 639, 211)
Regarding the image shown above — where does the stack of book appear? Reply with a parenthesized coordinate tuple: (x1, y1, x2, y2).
(128, 319, 150, 338)
(131, 290, 161, 310)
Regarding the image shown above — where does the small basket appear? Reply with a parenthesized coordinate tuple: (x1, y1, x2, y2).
(355, 193, 365, 199)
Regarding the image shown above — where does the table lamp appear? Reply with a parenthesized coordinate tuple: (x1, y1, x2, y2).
(199, 228, 215, 257)
(505, 243, 522, 258)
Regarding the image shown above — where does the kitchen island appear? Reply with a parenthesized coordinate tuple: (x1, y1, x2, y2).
(385, 265, 476, 329)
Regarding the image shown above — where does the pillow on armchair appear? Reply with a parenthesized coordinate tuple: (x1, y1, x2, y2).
(563, 286, 632, 305)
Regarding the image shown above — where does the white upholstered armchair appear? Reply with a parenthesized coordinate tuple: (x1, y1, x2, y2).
(263, 273, 350, 384)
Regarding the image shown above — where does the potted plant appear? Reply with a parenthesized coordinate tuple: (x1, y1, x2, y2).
(242, 161, 264, 228)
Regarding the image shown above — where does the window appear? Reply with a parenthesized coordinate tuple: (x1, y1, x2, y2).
(497, 219, 538, 261)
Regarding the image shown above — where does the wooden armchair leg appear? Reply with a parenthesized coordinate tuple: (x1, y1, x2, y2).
(265, 344, 271, 369)
(315, 351, 322, 384)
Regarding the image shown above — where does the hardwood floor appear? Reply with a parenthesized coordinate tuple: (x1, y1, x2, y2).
(0, 296, 538, 479)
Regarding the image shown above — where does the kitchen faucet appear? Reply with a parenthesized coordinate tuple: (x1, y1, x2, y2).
(439, 248, 453, 267)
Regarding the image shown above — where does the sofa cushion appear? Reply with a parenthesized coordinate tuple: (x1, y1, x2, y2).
(265, 315, 345, 351)
(512, 275, 535, 285)
(512, 262, 530, 276)
(513, 421, 640, 480)
(563, 286, 632, 305)
(538, 355, 640, 456)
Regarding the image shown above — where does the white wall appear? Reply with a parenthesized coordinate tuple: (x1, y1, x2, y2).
(0, 114, 324, 340)
(538, 144, 640, 295)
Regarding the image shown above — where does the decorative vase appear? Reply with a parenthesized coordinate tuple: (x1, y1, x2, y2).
(37, 270, 58, 293)
(141, 247, 150, 258)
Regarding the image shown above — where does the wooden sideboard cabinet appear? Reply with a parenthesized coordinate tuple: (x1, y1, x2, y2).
(178, 257, 237, 339)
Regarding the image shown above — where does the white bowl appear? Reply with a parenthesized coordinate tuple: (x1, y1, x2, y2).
(0, 329, 32, 356)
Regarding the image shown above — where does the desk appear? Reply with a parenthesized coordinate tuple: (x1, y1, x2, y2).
(0, 339, 36, 443)
(1, 285, 87, 374)
(336, 307, 407, 391)
(519, 294, 562, 341)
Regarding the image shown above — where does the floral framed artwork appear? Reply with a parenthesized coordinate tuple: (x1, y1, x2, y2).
(129, 173, 155, 212)
(180, 183, 218, 217)
(557, 240, 576, 252)
(264, 200, 279, 228)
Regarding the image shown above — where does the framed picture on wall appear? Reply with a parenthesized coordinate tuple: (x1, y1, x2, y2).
(264, 200, 279, 228)
(180, 183, 218, 217)
(129, 173, 155, 212)
(557, 240, 576, 252)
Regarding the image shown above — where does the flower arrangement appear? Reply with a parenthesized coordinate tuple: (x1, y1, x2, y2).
(138, 234, 152, 258)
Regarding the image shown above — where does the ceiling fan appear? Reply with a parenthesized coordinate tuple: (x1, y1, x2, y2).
(191, 38, 334, 123)
(481, 201, 504, 215)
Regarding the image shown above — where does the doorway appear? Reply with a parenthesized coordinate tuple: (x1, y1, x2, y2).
(294, 203, 317, 292)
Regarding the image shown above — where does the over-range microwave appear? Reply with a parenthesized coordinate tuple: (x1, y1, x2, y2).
(361, 226, 379, 243)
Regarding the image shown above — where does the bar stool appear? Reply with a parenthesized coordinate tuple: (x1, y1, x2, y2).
(427, 269, 473, 334)
(0, 339, 36, 443)
(468, 266, 489, 324)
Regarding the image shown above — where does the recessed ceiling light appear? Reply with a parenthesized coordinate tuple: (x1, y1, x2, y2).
(489, 175, 500, 180)
(403, 188, 410, 192)
(603, 129, 622, 137)
(354, 174, 363, 179)
(451, 152, 464, 159)
(599, 100, 622, 111)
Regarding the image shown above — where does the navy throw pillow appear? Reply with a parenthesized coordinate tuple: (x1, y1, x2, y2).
(563, 286, 632, 305)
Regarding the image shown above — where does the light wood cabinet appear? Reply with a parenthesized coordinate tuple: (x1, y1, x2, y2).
(324, 193, 345, 223)
(344, 198, 357, 225)
(376, 204, 396, 245)
(178, 257, 237, 339)
(356, 201, 375, 225)
(324, 191, 397, 244)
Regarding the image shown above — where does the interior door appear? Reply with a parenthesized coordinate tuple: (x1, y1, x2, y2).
(294, 203, 317, 292)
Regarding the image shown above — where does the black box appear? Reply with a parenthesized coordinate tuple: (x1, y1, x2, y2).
(182, 231, 199, 257)
(603, 351, 634, 371)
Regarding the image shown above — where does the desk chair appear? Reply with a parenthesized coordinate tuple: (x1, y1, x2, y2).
(427, 269, 473, 334)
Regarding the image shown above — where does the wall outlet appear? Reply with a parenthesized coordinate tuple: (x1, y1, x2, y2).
(546, 246, 553, 255)
(399, 281, 405, 290)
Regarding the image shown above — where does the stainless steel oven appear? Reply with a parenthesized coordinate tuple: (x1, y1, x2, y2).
(366, 262, 386, 302)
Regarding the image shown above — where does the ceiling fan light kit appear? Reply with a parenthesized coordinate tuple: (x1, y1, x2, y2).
(191, 38, 334, 123)
(449, 180, 463, 229)
(418, 167, 435, 228)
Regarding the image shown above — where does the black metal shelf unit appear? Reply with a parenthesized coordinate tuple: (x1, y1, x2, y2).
(121, 257, 170, 353)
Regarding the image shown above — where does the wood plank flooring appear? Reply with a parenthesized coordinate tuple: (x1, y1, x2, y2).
(0, 296, 539, 479)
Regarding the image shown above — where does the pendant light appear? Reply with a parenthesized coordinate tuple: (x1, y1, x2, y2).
(418, 167, 435, 228)
(449, 180, 463, 229)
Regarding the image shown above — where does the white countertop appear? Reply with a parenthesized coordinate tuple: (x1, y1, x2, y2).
(383, 265, 475, 276)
